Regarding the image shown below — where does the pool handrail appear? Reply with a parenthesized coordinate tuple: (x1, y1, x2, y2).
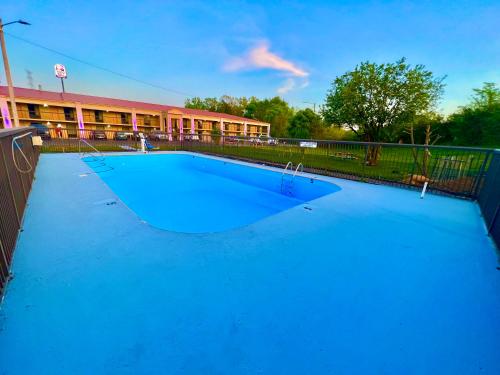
(78, 138, 104, 161)
(293, 163, 304, 177)
(282, 161, 293, 175)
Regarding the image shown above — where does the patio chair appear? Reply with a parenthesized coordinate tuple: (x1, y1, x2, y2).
(145, 139, 159, 151)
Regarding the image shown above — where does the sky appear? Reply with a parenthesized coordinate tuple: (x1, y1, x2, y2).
(1, 0, 499, 114)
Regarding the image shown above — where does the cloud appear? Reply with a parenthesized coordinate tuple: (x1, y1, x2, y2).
(277, 77, 310, 95)
(277, 78, 296, 94)
(224, 41, 309, 77)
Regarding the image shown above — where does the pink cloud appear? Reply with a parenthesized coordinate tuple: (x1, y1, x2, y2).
(224, 41, 309, 77)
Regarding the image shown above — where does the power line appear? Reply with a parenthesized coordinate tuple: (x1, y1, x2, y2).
(4, 32, 194, 97)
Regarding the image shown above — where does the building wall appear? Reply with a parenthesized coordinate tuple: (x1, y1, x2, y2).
(0, 96, 271, 138)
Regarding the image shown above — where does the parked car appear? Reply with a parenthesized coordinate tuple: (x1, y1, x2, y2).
(114, 131, 129, 140)
(31, 123, 51, 139)
(224, 136, 239, 144)
(91, 130, 107, 140)
(249, 136, 265, 145)
(259, 135, 278, 145)
(184, 134, 200, 142)
(148, 131, 169, 140)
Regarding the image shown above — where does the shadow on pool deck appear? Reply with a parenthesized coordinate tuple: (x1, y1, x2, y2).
(0, 152, 499, 374)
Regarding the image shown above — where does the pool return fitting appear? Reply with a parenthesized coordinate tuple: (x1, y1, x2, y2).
(420, 181, 429, 199)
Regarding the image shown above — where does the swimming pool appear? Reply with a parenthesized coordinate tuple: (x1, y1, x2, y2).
(85, 153, 340, 233)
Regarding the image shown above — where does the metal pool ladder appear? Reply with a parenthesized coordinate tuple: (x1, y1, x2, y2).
(78, 138, 104, 160)
(281, 162, 303, 195)
(78, 138, 114, 175)
(294, 163, 303, 177)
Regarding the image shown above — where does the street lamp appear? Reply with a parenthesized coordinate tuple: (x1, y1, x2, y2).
(0, 19, 31, 128)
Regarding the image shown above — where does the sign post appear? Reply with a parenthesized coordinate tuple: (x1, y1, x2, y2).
(54, 64, 67, 93)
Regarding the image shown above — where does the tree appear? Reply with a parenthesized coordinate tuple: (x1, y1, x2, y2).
(288, 109, 324, 139)
(446, 83, 500, 147)
(184, 96, 248, 116)
(245, 97, 294, 138)
(185, 95, 295, 138)
(184, 97, 207, 110)
(322, 58, 445, 164)
(470, 82, 500, 110)
(404, 112, 445, 177)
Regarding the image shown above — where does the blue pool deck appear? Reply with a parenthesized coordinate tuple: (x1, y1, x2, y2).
(1, 152, 499, 374)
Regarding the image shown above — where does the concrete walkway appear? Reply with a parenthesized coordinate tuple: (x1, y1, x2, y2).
(0, 153, 499, 374)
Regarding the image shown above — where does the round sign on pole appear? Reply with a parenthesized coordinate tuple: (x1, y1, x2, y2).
(54, 64, 67, 79)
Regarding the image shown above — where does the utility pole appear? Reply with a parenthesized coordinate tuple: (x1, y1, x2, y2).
(303, 101, 317, 112)
(0, 19, 30, 128)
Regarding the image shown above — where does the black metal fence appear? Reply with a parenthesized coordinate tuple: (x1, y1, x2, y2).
(477, 150, 500, 249)
(1, 129, 497, 296)
(41, 130, 494, 198)
(0, 127, 39, 297)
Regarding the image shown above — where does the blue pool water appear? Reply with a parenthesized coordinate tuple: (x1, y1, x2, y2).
(85, 154, 340, 233)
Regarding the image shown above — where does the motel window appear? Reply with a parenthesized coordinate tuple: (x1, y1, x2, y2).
(27, 104, 41, 119)
(144, 115, 151, 126)
(120, 113, 130, 124)
(94, 110, 104, 123)
(64, 107, 75, 121)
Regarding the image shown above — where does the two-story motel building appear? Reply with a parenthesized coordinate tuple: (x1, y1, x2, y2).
(0, 86, 270, 139)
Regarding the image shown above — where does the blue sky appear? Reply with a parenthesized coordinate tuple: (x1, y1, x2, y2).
(1, 0, 499, 114)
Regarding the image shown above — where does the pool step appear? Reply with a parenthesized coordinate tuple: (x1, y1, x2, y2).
(281, 178, 294, 196)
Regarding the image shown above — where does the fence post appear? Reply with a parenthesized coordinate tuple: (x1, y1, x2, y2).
(409, 147, 420, 185)
(362, 144, 368, 178)
(472, 150, 492, 199)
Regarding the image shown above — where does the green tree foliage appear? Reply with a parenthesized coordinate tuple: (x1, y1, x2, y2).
(322, 58, 445, 144)
(399, 112, 446, 144)
(244, 97, 294, 138)
(322, 126, 358, 141)
(445, 82, 500, 147)
(288, 109, 325, 139)
(185, 95, 295, 138)
(184, 96, 249, 116)
(470, 82, 500, 110)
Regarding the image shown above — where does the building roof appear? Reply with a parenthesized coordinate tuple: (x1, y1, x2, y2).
(0, 86, 267, 124)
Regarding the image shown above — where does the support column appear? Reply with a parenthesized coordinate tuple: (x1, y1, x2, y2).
(159, 112, 165, 132)
(243, 122, 247, 137)
(190, 116, 195, 134)
(179, 117, 184, 140)
(167, 113, 172, 141)
(0, 97, 12, 128)
(220, 119, 225, 145)
(131, 109, 138, 131)
(75, 103, 85, 138)
(267, 124, 270, 137)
